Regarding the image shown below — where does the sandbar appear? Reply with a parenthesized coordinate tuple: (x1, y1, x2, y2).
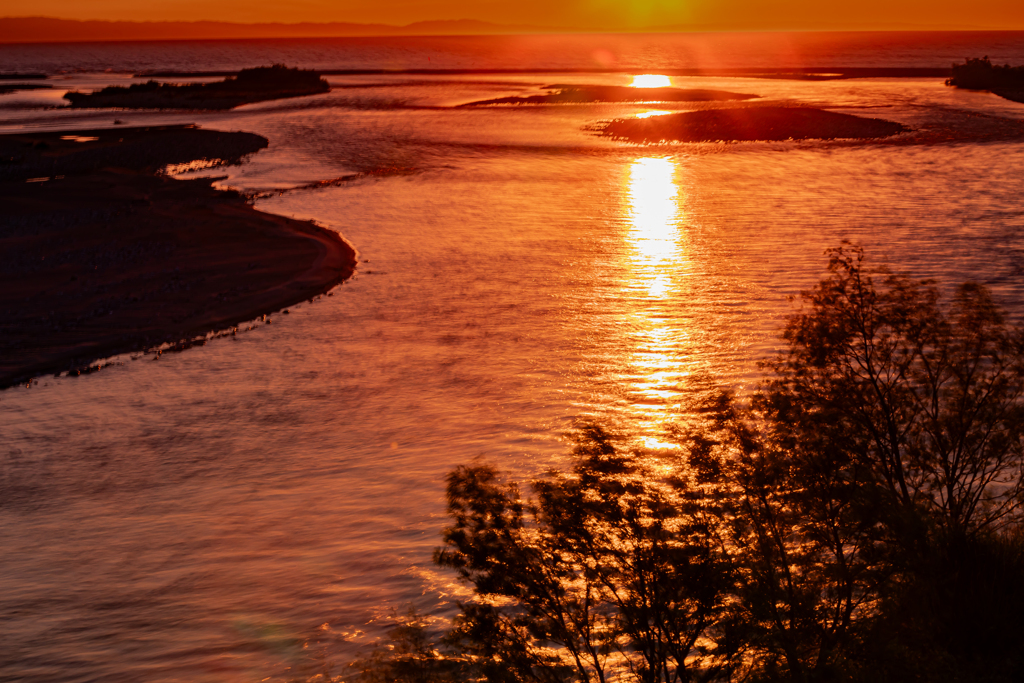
(0, 125, 356, 389)
(461, 84, 758, 107)
(598, 106, 908, 143)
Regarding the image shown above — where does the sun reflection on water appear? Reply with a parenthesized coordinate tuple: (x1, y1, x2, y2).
(628, 157, 682, 297)
(631, 74, 672, 88)
(624, 156, 687, 446)
(635, 109, 673, 119)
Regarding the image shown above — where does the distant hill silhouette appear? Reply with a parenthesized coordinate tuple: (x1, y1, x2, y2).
(0, 16, 561, 43)
(64, 65, 330, 109)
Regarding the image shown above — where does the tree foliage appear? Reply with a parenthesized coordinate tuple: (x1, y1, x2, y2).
(763, 244, 1024, 541)
(436, 425, 740, 683)
(349, 245, 1024, 683)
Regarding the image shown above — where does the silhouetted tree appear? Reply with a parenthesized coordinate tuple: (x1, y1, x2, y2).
(706, 244, 1024, 681)
(649, 386, 888, 683)
(347, 245, 1024, 683)
(436, 426, 741, 683)
(761, 244, 1024, 545)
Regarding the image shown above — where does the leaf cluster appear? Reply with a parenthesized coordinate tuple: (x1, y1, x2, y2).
(436, 425, 739, 683)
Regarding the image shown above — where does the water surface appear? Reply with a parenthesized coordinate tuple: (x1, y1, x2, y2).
(2, 33, 1024, 682)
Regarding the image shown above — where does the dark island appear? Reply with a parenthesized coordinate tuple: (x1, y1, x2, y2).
(0, 125, 356, 389)
(598, 106, 908, 143)
(461, 84, 758, 106)
(64, 64, 330, 110)
(0, 83, 52, 95)
(946, 56, 1024, 104)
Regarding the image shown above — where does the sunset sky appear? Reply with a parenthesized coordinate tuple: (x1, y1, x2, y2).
(12, 0, 1024, 31)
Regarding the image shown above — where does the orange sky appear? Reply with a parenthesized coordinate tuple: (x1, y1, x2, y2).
(10, 0, 1024, 31)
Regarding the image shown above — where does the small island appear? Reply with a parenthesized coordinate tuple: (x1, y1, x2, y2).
(461, 84, 758, 106)
(946, 56, 1024, 104)
(598, 106, 908, 143)
(0, 83, 52, 95)
(0, 125, 355, 388)
(64, 64, 330, 109)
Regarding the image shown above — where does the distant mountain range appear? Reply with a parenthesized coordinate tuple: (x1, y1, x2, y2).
(0, 16, 568, 43)
(2, 15, 1019, 43)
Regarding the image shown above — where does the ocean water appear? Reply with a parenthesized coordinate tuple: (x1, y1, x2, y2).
(2, 32, 1024, 682)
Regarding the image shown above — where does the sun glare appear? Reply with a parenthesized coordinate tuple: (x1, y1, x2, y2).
(631, 74, 672, 88)
(622, 156, 690, 439)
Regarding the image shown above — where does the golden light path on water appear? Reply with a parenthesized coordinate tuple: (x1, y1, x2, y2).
(631, 74, 673, 88)
(635, 109, 673, 119)
(624, 156, 687, 449)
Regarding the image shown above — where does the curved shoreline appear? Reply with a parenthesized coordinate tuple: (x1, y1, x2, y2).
(0, 127, 357, 389)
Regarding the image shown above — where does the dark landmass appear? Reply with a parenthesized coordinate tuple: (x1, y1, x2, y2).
(460, 84, 758, 106)
(0, 124, 267, 180)
(0, 72, 47, 80)
(0, 125, 356, 389)
(64, 65, 329, 110)
(947, 56, 1024, 103)
(598, 106, 908, 143)
(0, 83, 51, 94)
